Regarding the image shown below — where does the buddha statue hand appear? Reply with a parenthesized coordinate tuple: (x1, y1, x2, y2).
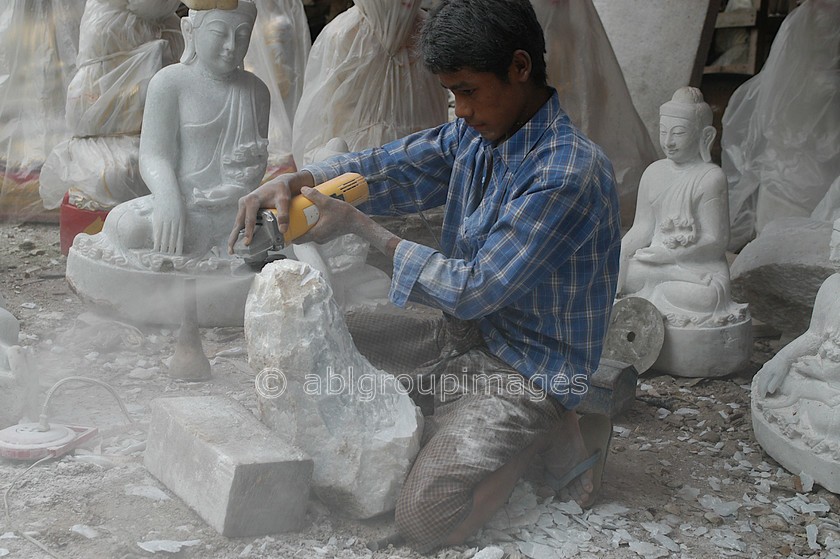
(633, 245, 674, 264)
(757, 356, 791, 398)
(152, 192, 186, 254)
(193, 183, 251, 208)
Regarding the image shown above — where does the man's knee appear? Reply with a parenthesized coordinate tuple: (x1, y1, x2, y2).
(394, 466, 472, 548)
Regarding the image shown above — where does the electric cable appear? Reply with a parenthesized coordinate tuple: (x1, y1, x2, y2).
(2, 376, 135, 559)
(37, 376, 135, 431)
(3, 455, 67, 559)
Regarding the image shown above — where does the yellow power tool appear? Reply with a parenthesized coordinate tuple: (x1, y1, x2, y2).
(233, 172, 372, 265)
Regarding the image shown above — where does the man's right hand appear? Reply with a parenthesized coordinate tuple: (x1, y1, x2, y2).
(227, 170, 315, 254)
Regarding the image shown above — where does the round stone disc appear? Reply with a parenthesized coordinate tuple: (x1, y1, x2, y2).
(602, 297, 665, 374)
(0, 423, 78, 459)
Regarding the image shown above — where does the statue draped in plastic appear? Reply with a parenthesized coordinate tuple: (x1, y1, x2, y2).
(291, 0, 448, 167)
(289, 0, 448, 310)
(721, 0, 840, 251)
(244, 0, 310, 175)
(39, 0, 184, 213)
(0, 1, 83, 220)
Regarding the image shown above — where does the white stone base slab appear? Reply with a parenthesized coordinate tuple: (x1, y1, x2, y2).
(651, 319, 752, 377)
(66, 245, 255, 327)
(144, 395, 313, 537)
(752, 401, 840, 494)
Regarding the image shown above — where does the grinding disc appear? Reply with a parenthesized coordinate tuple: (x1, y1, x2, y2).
(0, 423, 77, 459)
(0, 423, 98, 460)
(601, 297, 665, 374)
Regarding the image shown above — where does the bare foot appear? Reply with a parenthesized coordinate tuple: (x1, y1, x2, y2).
(539, 411, 595, 507)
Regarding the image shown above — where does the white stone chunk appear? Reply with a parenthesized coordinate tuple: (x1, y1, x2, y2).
(245, 260, 423, 519)
(628, 541, 668, 559)
(473, 546, 505, 559)
(144, 395, 312, 537)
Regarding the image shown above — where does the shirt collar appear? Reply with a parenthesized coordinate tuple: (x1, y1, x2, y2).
(489, 87, 567, 171)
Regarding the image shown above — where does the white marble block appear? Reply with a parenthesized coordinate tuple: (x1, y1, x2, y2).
(245, 259, 423, 519)
(144, 395, 313, 537)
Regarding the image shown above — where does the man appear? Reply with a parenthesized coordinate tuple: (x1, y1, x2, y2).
(229, 0, 620, 550)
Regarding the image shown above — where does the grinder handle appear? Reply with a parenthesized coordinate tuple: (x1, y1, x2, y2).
(281, 172, 370, 246)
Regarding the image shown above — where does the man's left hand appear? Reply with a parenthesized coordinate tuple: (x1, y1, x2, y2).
(297, 186, 402, 258)
(295, 186, 360, 245)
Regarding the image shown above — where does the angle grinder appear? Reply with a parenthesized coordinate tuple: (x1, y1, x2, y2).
(232, 172, 374, 266)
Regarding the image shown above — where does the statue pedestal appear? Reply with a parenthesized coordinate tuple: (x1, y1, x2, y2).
(652, 319, 752, 377)
(752, 390, 840, 494)
(66, 241, 255, 327)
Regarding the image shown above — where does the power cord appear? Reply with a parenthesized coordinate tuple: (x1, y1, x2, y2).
(2, 376, 136, 559)
(3, 455, 66, 559)
(368, 173, 443, 252)
(37, 376, 135, 431)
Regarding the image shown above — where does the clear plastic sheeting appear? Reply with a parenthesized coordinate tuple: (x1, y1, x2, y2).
(244, 0, 310, 174)
(532, 0, 658, 224)
(291, 0, 448, 167)
(38, 0, 183, 212)
(721, 0, 840, 251)
(0, 0, 84, 221)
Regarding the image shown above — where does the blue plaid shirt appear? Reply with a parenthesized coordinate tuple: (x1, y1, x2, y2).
(303, 90, 621, 409)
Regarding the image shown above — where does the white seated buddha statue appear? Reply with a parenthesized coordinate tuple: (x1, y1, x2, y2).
(616, 87, 751, 377)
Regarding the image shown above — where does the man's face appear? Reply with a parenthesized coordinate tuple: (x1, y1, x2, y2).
(438, 66, 528, 144)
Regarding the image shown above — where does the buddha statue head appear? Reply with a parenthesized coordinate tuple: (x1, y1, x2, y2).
(180, 0, 258, 69)
(659, 87, 716, 165)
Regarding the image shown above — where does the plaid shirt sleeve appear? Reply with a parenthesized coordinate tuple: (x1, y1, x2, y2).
(389, 150, 606, 319)
(302, 123, 461, 216)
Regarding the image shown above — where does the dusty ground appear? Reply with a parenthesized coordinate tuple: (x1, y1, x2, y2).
(1, 221, 839, 559)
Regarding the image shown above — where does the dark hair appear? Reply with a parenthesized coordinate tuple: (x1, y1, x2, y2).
(419, 0, 547, 86)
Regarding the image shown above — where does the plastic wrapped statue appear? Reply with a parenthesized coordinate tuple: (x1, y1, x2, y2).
(291, 0, 449, 167)
(65, 1, 269, 326)
(531, 0, 658, 223)
(244, 0, 310, 174)
(0, 0, 83, 221)
(752, 219, 840, 492)
(39, 0, 184, 213)
(721, 0, 840, 252)
(246, 0, 309, 123)
(617, 87, 751, 377)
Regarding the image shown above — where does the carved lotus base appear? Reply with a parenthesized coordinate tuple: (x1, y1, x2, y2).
(66, 238, 256, 327)
(651, 318, 752, 377)
(752, 389, 840, 494)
